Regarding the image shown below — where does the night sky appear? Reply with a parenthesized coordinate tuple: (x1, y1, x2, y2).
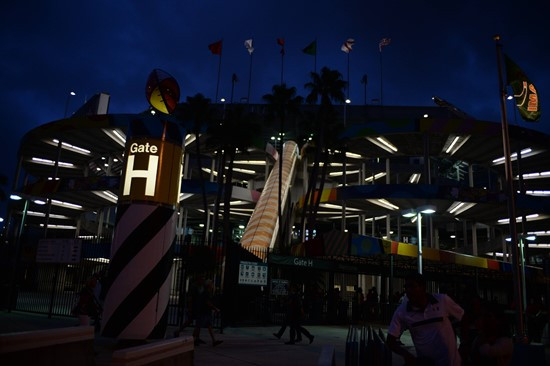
(1, 1, 549, 218)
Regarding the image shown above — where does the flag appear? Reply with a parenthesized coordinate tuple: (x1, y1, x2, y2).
(302, 40, 317, 55)
(505, 54, 541, 122)
(341, 38, 355, 53)
(244, 39, 254, 54)
(277, 38, 285, 55)
(360, 74, 368, 84)
(232, 73, 238, 83)
(379, 37, 391, 52)
(208, 40, 222, 55)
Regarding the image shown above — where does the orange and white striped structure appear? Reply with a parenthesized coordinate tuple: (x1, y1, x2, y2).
(241, 141, 298, 254)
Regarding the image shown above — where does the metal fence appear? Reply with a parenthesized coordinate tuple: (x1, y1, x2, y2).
(10, 238, 110, 317)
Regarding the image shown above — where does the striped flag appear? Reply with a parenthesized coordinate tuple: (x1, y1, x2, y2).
(244, 39, 254, 54)
(379, 37, 391, 52)
(341, 38, 355, 53)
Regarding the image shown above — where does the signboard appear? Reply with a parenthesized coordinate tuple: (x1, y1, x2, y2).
(121, 137, 183, 206)
(36, 239, 82, 264)
(238, 261, 268, 286)
(270, 279, 289, 296)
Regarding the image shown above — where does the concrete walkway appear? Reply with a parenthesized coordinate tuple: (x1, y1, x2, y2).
(1, 311, 415, 365)
(183, 324, 414, 366)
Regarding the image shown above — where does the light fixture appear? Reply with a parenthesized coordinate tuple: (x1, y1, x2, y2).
(103, 128, 126, 147)
(365, 172, 386, 182)
(319, 203, 360, 211)
(33, 200, 46, 205)
(345, 99, 351, 104)
(51, 199, 83, 210)
(368, 198, 399, 210)
(498, 213, 539, 224)
(48, 139, 91, 155)
(446, 201, 476, 215)
(366, 137, 398, 154)
(329, 169, 360, 177)
(31, 157, 75, 168)
(184, 134, 196, 146)
(10, 194, 22, 200)
(408, 173, 421, 184)
(234, 160, 266, 165)
(442, 135, 470, 156)
(492, 148, 534, 165)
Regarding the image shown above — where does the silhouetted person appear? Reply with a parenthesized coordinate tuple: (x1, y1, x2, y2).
(73, 276, 101, 326)
(190, 276, 222, 347)
(284, 284, 314, 345)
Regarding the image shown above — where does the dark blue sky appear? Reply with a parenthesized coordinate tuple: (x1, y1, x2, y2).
(1, 1, 549, 216)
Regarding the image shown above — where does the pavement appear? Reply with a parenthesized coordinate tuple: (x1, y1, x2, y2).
(0, 311, 414, 365)
(3, 311, 549, 365)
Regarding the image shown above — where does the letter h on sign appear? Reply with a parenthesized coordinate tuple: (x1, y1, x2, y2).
(123, 154, 159, 196)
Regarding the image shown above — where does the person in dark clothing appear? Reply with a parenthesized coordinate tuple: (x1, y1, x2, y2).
(190, 276, 222, 347)
(284, 284, 314, 345)
(73, 276, 101, 326)
(273, 292, 302, 342)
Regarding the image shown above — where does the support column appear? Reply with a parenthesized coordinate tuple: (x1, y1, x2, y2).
(101, 117, 183, 340)
(471, 222, 478, 256)
(463, 220, 469, 254)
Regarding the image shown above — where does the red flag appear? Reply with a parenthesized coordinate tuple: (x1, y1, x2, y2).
(379, 38, 391, 52)
(208, 40, 222, 55)
(277, 38, 285, 55)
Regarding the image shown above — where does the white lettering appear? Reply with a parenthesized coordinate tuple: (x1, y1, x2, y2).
(130, 142, 158, 154)
(293, 258, 313, 267)
(123, 154, 159, 196)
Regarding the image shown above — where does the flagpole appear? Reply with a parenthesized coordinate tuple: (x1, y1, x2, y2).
(361, 74, 367, 106)
(314, 38, 317, 73)
(280, 46, 284, 85)
(247, 52, 253, 104)
(494, 34, 527, 343)
(215, 40, 223, 103)
(230, 74, 236, 104)
(379, 50, 383, 105)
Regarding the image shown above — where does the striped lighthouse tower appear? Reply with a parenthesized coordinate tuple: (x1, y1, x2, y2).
(101, 117, 183, 340)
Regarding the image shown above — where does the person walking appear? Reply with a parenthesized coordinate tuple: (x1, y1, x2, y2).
(284, 284, 314, 345)
(386, 272, 464, 366)
(273, 290, 302, 342)
(190, 276, 223, 347)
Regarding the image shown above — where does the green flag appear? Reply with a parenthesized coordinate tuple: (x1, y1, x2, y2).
(302, 40, 317, 55)
(505, 54, 541, 122)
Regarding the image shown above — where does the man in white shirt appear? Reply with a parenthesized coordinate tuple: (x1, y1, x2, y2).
(386, 273, 464, 366)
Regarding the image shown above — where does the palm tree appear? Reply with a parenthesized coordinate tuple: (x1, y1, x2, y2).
(175, 94, 213, 245)
(301, 67, 346, 237)
(206, 105, 262, 248)
(0, 174, 7, 202)
(262, 84, 303, 248)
